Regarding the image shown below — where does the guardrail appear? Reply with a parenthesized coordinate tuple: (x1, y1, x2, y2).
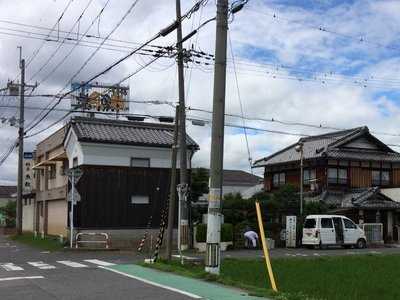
(75, 232, 110, 249)
(361, 223, 383, 244)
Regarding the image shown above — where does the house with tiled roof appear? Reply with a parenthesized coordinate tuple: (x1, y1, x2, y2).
(253, 126, 400, 243)
(28, 116, 198, 247)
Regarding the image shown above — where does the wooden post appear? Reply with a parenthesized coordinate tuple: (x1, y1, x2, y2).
(255, 201, 278, 292)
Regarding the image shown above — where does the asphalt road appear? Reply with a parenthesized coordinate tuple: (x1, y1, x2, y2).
(0, 234, 191, 300)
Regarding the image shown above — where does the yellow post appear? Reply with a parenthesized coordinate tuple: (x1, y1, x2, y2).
(255, 201, 278, 292)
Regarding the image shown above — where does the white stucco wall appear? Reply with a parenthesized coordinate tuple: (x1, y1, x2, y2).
(22, 202, 34, 232)
(65, 129, 193, 169)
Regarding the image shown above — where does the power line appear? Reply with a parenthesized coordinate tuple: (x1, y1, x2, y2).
(25, 0, 75, 68)
(25, 0, 210, 134)
(244, 6, 400, 53)
(25, 0, 142, 133)
(228, 31, 252, 171)
(28, 0, 96, 82)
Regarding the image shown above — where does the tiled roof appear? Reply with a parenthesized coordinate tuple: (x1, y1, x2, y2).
(222, 169, 262, 186)
(69, 117, 199, 149)
(253, 126, 400, 167)
(0, 186, 16, 198)
(316, 187, 400, 209)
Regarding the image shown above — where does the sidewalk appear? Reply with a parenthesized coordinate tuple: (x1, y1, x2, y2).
(103, 264, 270, 300)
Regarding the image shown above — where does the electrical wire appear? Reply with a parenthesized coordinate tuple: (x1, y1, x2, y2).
(25, 0, 212, 134)
(28, 0, 95, 82)
(25, 0, 75, 68)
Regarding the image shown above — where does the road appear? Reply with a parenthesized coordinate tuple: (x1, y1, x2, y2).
(0, 234, 192, 300)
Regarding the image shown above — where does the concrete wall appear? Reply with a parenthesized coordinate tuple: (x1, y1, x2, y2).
(47, 200, 68, 237)
(22, 200, 35, 232)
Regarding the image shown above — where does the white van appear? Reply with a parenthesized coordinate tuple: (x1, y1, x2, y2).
(302, 215, 367, 249)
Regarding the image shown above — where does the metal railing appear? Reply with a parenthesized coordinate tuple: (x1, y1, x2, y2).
(361, 223, 383, 244)
(75, 232, 110, 249)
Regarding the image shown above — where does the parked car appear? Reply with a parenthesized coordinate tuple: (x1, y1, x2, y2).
(302, 215, 367, 249)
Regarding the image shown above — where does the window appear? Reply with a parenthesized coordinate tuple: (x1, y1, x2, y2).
(382, 171, 390, 185)
(303, 169, 316, 185)
(49, 165, 56, 179)
(304, 219, 316, 229)
(338, 169, 347, 184)
(343, 218, 357, 229)
(328, 168, 347, 185)
(372, 170, 390, 186)
(272, 172, 285, 187)
(73, 157, 78, 168)
(131, 157, 150, 168)
(321, 218, 333, 228)
(130, 195, 150, 204)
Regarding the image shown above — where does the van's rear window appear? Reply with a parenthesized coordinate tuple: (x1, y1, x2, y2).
(304, 219, 316, 228)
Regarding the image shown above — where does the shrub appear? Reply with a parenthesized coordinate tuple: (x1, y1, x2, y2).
(195, 223, 233, 243)
(0, 200, 16, 228)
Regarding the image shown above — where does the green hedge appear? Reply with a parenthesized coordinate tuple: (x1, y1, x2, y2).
(196, 223, 233, 243)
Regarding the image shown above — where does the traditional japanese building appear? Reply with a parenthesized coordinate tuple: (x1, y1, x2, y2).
(254, 126, 400, 242)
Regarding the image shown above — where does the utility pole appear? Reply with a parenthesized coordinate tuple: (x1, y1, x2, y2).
(16, 48, 25, 235)
(15, 48, 37, 235)
(166, 106, 179, 260)
(205, 0, 229, 275)
(175, 0, 189, 251)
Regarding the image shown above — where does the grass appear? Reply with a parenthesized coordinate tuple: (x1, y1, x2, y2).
(144, 254, 400, 300)
(9, 233, 65, 251)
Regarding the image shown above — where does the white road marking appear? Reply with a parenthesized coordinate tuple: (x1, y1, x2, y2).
(0, 263, 24, 271)
(57, 261, 88, 268)
(0, 276, 44, 282)
(84, 259, 115, 267)
(28, 261, 56, 270)
(99, 266, 203, 299)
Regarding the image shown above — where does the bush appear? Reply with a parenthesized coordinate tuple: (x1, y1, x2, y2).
(195, 223, 233, 243)
(0, 201, 16, 228)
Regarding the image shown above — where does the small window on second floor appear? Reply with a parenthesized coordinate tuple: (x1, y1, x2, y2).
(372, 170, 390, 186)
(328, 168, 347, 185)
(49, 165, 56, 179)
(273, 172, 285, 187)
(131, 158, 150, 168)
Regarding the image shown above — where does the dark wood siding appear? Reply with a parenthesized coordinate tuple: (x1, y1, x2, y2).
(392, 169, 400, 186)
(73, 165, 175, 229)
(350, 167, 372, 188)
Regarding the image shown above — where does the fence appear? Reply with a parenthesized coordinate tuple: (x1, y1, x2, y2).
(75, 232, 110, 249)
(361, 223, 383, 244)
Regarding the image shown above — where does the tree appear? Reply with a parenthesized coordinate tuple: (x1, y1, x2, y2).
(190, 168, 209, 202)
(0, 200, 16, 228)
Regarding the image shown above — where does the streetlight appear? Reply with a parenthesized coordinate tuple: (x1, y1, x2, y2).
(295, 141, 304, 216)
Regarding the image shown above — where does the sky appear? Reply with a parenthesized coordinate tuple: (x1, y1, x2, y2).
(0, 0, 400, 184)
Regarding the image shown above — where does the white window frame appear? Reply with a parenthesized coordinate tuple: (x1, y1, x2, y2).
(130, 195, 150, 205)
(130, 157, 150, 168)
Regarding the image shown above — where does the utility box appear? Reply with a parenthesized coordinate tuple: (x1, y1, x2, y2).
(286, 216, 297, 248)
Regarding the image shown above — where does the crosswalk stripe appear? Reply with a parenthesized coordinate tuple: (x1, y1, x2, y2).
(57, 261, 88, 268)
(0, 263, 24, 271)
(27, 261, 56, 270)
(84, 259, 115, 266)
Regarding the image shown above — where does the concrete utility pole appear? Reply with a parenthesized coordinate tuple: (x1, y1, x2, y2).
(166, 106, 179, 260)
(16, 49, 25, 235)
(175, 0, 189, 251)
(205, 0, 229, 275)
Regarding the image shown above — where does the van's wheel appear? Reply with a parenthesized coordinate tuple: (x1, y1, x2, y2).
(356, 239, 366, 249)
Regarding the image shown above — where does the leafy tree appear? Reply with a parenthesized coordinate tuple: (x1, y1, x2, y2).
(0, 200, 16, 228)
(190, 168, 209, 202)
